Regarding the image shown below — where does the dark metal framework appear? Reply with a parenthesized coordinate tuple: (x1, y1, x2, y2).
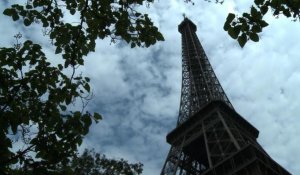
(177, 18, 232, 125)
(160, 18, 291, 175)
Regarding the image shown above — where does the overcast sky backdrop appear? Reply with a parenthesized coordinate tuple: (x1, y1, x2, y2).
(1, 0, 300, 174)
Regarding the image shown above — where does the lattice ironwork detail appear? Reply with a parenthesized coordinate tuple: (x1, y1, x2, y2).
(177, 18, 233, 125)
(161, 102, 291, 175)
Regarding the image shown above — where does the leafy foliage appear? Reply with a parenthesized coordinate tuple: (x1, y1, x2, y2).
(187, 0, 300, 47)
(0, 36, 96, 172)
(10, 149, 143, 175)
(224, 0, 300, 47)
(1, 0, 163, 174)
(63, 149, 143, 175)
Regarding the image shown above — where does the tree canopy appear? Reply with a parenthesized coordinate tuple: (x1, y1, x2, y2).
(186, 0, 300, 47)
(224, 0, 300, 47)
(64, 149, 143, 175)
(0, 0, 163, 174)
(10, 149, 143, 175)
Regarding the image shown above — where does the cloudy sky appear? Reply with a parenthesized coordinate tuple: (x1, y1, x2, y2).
(1, 0, 300, 174)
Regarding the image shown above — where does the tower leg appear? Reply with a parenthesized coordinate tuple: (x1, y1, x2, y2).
(161, 137, 186, 175)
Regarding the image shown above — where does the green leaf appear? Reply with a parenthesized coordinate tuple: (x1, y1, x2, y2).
(66, 95, 72, 105)
(223, 22, 230, 31)
(74, 111, 81, 119)
(24, 18, 31, 26)
(36, 151, 44, 158)
(283, 9, 291, 17)
(94, 112, 102, 121)
(82, 114, 92, 128)
(26, 5, 33, 9)
(243, 13, 251, 19)
(251, 6, 261, 19)
(251, 6, 258, 16)
(131, 42, 136, 48)
(156, 33, 164, 41)
(42, 18, 49, 27)
(241, 22, 249, 31)
(260, 20, 269, 27)
(260, 5, 269, 15)
(254, 0, 264, 5)
(85, 77, 90, 82)
(70, 8, 76, 15)
(228, 26, 239, 39)
(58, 64, 63, 71)
(12, 13, 19, 21)
(55, 47, 62, 54)
(11, 122, 18, 134)
(5, 137, 13, 148)
(76, 136, 83, 145)
(3, 9, 13, 16)
(252, 25, 262, 33)
(270, 0, 279, 7)
(249, 32, 259, 42)
(60, 105, 67, 111)
(30, 138, 38, 145)
(135, 12, 141, 17)
(238, 33, 247, 48)
(226, 13, 235, 23)
(84, 83, 90, 92)
(233, 26, 241, 37)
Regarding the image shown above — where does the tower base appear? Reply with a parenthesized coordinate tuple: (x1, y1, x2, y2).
(203, 144, 291, 175)
(161, 101, 291, 175)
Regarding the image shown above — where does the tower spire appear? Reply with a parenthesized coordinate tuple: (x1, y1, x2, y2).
(177, 18, 233, 124)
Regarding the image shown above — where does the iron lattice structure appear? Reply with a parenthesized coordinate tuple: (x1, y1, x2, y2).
(177, 18, 233, 125)
(160, 18, 291, 175)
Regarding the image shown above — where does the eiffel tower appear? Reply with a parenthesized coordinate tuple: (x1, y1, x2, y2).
(160, 18, 291, 175)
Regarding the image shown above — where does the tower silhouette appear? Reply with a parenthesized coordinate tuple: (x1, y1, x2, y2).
(160, 18, 291, 175)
